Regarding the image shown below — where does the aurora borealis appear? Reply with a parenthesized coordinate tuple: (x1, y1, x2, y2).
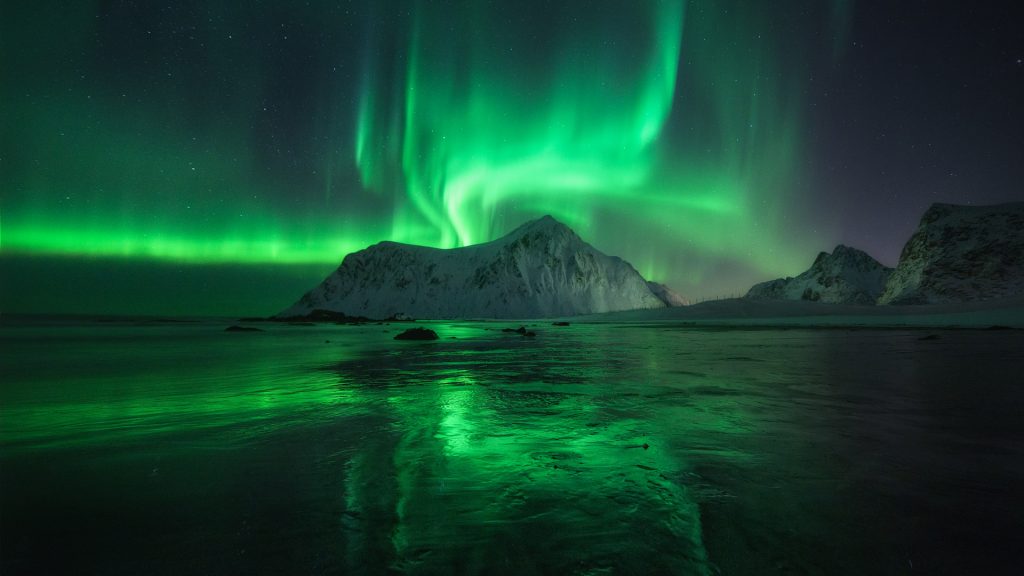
(355, 1, 685, 248)
(2, 1, 1022, 315)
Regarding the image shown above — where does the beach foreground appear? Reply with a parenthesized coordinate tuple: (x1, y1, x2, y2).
(2, 317, 1022, 574)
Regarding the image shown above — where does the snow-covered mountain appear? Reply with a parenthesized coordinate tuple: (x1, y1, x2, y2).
(878, 202, 1024, 304)
(746, 245, 893, 304)
(279, 216, 668, 319)
(646, 281, 690, 306)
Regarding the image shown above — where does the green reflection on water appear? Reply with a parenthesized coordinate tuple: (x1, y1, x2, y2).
(0, 321, 791, 574)
(5, 321, 1024, 574)
(0, 324, 372, 450)
(324, 325, 762, 573)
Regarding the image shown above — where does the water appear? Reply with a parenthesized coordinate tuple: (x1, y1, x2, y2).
(2, 319, 1023, 574)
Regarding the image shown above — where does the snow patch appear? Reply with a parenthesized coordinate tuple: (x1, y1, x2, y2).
(746, 245, 892, 304)
(279, 216, 667, 319)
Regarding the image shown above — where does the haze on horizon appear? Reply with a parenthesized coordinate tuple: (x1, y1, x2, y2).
(2, 1, 1021, 316)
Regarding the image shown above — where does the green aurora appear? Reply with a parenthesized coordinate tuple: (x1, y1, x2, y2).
(1, 1, 851, 315)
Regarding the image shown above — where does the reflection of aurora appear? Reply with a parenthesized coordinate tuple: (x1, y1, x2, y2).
(11, 322, 1019, 572)
(1, 321, 776, 573)
(330, 330, 763, 573)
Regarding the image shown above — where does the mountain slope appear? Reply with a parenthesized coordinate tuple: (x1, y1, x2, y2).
(646, 281, 689, 306)
(878, 202, 1024, 304)
(279, 216, 667, 319)
(746, 245, 893, 304)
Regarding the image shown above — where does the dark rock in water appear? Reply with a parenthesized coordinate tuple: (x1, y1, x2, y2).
(502, 326, 536, 336)
(394, 327, 439, 341)
(277, 308, 374, 324)
(306, 309, 361, 322)
(917, 334, 940, 341)
(244, 309, 400, 324)
(524, 331, 536, 337)
(225, 325, 263, 332)
(552, 321, 570, 326)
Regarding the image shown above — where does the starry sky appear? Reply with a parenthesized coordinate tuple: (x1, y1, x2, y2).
(2, 1, 1022, 316)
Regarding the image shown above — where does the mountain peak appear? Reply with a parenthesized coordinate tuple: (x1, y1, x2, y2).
(278, 215, 666, 319)
(880, 202, 1024, 304)
(505, 214, 574, 238)
(830, 244, 878, 262)
(921, 201, 1024, 224)
(748, 243, 892, 304)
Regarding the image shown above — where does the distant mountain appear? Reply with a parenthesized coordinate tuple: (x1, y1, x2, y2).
(878, 202, 1024, 305)
(279, 216, 668, 319)
(746, 245, 893, 305)
(646, 281, 689, 306)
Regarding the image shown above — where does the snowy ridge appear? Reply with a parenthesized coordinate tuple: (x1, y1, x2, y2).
(647, 281, 690, 306)
(279, 216, 668, 319)
(745, 245, 892, 304)
(878, 202, 1024, 304)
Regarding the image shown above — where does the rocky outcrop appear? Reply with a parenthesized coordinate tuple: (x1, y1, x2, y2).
(878, 202, 1024, 304)
(393, 328, 439, 340)
(746, 245, 893, 305)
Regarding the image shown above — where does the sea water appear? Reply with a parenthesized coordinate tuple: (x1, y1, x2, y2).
(2, 319, 1022, 574)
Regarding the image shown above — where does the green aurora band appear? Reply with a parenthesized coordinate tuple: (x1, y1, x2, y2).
(356, 1, 684, 248)
(1, 1, 849, 311)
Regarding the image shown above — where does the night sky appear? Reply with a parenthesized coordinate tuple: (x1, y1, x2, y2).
(2, 1, 1022, 316)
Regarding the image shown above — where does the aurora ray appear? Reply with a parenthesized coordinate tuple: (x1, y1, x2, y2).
(351, 0, 821, 288)
(0, 0, 907, 314)
(355, 0, 685, 248)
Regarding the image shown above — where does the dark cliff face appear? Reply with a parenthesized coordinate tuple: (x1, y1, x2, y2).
(746, 245, 892, 304)
(878, 203, 1024, 305)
